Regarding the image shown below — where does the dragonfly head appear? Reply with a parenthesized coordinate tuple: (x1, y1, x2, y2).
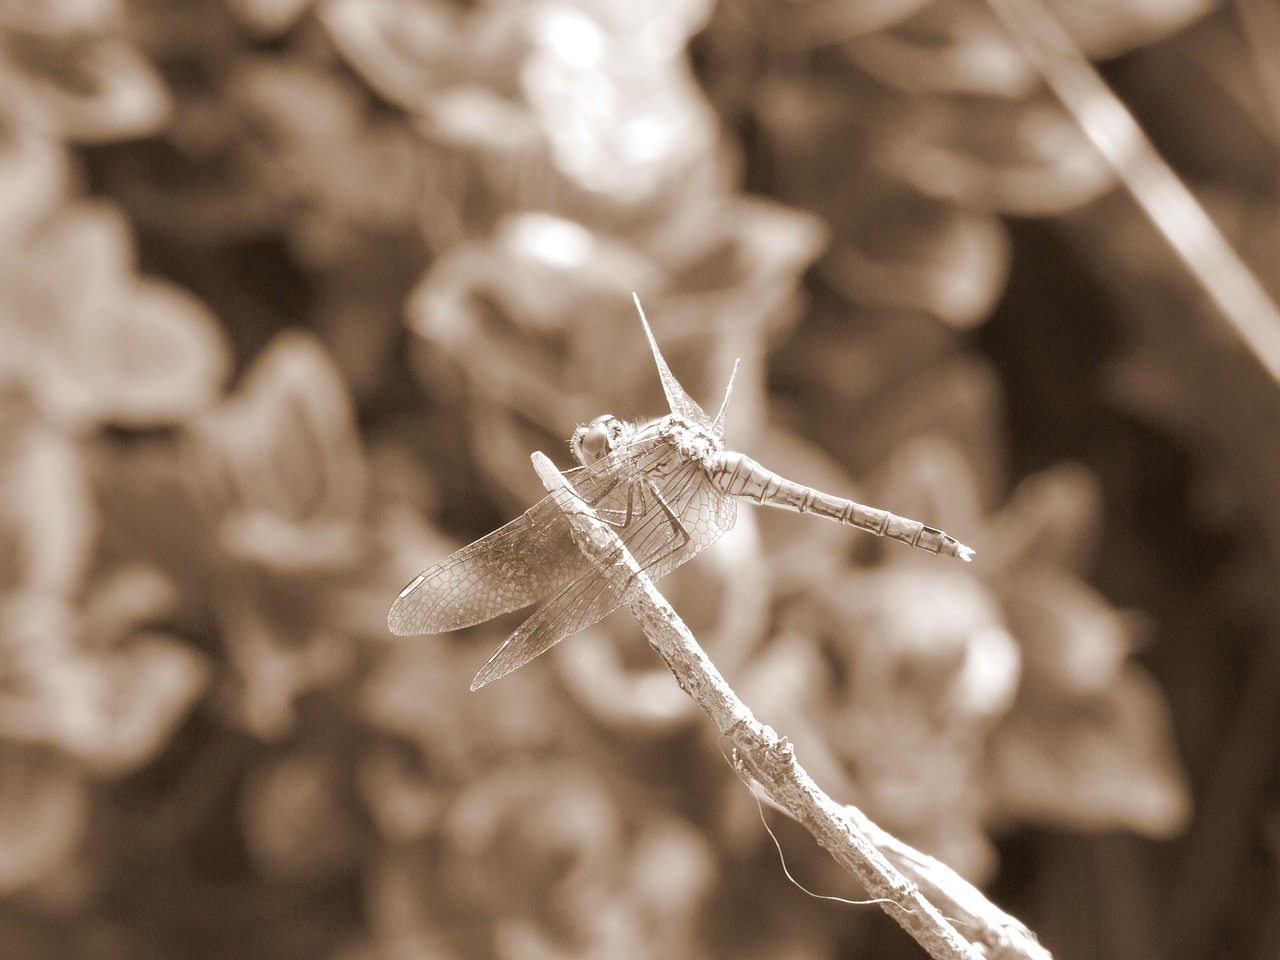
(571, 414, 626, 467)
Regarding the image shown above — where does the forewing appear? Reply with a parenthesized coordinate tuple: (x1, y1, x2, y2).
(387, 475, 593, 636)
(471, 450, 737, 688)
(634, 294, 711, 427)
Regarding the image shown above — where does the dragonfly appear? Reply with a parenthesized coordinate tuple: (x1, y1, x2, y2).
(389, 295, 974, 690)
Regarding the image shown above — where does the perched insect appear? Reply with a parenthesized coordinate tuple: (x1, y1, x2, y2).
(389, 296, 974, 689)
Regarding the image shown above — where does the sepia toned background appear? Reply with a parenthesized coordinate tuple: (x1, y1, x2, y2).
(1, 0, 1277, 957)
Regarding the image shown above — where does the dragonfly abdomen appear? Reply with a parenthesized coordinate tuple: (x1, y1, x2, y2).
(707, 451, 974, 562)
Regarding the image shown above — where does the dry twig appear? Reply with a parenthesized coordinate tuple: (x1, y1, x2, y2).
(530, 451, 1051, 960)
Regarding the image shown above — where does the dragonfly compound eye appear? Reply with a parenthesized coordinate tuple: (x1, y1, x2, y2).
(573, 415, 616, 466)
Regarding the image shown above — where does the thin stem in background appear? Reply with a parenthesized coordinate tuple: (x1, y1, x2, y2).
(1234, 0, 1280, 137)
(983, 0, 1280, 387)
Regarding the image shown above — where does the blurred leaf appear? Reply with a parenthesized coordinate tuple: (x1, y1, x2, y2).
(989, 664, 1192, 837)
(230, 59, 422, 264)
(229, 0, 314, 36)
(842, 0, 1040, 98)
(1048, 0, 1217, 58)
(75, 629, 209, 776)
(443, 762, 715, 960)
(0, 32, 170, 141)
(742, 563, 1016, 880)
(186, 330, 370, 574)
(982, 462, 1102, 575)
(883, 92, 1115, 214)
(242, 750, 363, 880)
(823, 202, 1010, 328)
(0, 107, 67, 244)
(0, 748, 85, 895)
(0, 418, 94, 596)
(0, 568, 207, 775)
(356, 743, 449, 844)
(46, 277, 231, 430)
(217, 594, 354, 740)
(0, 0, 121, 34)
(1, 201, 230, 431)
(1000, 568, 1132, 697)
(319, 0, 528, 111)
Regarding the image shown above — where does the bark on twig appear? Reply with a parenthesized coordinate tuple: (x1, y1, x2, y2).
(531, 452, 1051, 960)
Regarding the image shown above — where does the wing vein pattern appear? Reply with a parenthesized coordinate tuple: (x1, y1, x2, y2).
(388, 433, 737, 688)
(471, 449, 735, 687)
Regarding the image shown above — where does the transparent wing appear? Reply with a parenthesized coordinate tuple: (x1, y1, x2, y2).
(388, 447, 678, 636)
(387, 485, 591, 636)
(470, 450, 737, 688)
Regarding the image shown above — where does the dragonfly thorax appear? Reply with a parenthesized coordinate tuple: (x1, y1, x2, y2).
(571, 412, 722, 471)
(657, 415, 724, 465)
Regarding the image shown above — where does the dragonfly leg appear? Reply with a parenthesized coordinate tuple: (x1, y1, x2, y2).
(651, 479, 691, 546)
(596, 476, 658, 531)
(566, 473, 661, 533)
(597, 478, 649, 529)
(623, 478, 693, 572)
(558, 470, 632, 527)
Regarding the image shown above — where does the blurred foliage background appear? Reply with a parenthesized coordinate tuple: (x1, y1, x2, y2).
(0, 0, 1277, 958)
